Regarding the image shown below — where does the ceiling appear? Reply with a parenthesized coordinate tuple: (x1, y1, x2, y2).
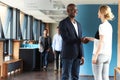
(0, 0, 118, 23)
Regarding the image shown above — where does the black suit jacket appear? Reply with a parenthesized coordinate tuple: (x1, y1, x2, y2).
(59, 17, 84, 59)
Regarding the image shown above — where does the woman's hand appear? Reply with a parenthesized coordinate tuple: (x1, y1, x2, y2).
(92, 54, 98, 64)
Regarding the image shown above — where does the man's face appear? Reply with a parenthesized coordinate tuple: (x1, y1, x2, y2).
(43, 30, 47, 35)
(67, 6, 78, 18)
(57, 28, 60, 34)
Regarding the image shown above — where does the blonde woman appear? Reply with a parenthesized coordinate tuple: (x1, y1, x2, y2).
(85, 5, 114, 80)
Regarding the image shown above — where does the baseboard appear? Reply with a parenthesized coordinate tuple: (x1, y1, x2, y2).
(80, 75, 114, 77)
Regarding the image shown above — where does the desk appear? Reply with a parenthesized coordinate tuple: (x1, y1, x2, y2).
(19, 48, 42, 71)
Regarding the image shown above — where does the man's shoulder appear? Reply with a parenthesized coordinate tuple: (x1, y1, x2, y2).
(60, 17, 69, 23)
(39, 36, 44, 41)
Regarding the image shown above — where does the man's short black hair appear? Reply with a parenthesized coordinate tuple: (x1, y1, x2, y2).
(67, 3, 76, 10)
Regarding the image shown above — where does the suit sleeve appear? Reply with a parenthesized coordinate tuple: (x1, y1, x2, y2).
(59, 21, 80, 44)
(80, 43, 84, 58)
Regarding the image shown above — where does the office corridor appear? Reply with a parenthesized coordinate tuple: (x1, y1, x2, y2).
(1, 62, 114, 80)
(0, 1, 118, 80)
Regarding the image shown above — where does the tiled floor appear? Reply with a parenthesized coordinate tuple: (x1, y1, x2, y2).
(1, 63, 114, 80)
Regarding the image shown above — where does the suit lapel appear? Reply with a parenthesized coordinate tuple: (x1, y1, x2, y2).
(67, 17, 78, 38)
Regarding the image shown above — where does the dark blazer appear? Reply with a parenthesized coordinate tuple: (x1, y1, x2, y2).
(39, 36, 52, 51)
(59, 17, 84, 59)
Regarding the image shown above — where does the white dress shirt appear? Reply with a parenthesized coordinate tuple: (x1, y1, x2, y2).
(72, 21, 78, 36)
(52, 33, 62, 51)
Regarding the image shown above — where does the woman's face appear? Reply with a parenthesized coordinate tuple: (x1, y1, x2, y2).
(98, 10, 105, 19)
(98, 10, 101, 19)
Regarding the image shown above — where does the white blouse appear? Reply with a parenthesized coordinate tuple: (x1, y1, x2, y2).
(93, 21, 113, 57)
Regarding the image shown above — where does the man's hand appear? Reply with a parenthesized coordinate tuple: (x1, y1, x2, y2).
(81, 37, 89, 44)
(80, 57, 84, 65)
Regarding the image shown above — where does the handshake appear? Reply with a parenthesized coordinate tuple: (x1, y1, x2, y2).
(81, 37, 90, 44)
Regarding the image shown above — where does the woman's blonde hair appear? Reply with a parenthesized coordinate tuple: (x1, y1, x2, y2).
(99, 5, 114, 20)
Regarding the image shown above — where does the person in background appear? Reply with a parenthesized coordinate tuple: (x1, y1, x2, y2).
(84, 5, 114, 80)
(52, 27, 62, 72)
(39, 29, 52, 71)
(59, 3, 84, 80)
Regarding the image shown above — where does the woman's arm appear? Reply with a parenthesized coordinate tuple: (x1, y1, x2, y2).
(92, 35, 104, 64)
(85, 37, 95, 41)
